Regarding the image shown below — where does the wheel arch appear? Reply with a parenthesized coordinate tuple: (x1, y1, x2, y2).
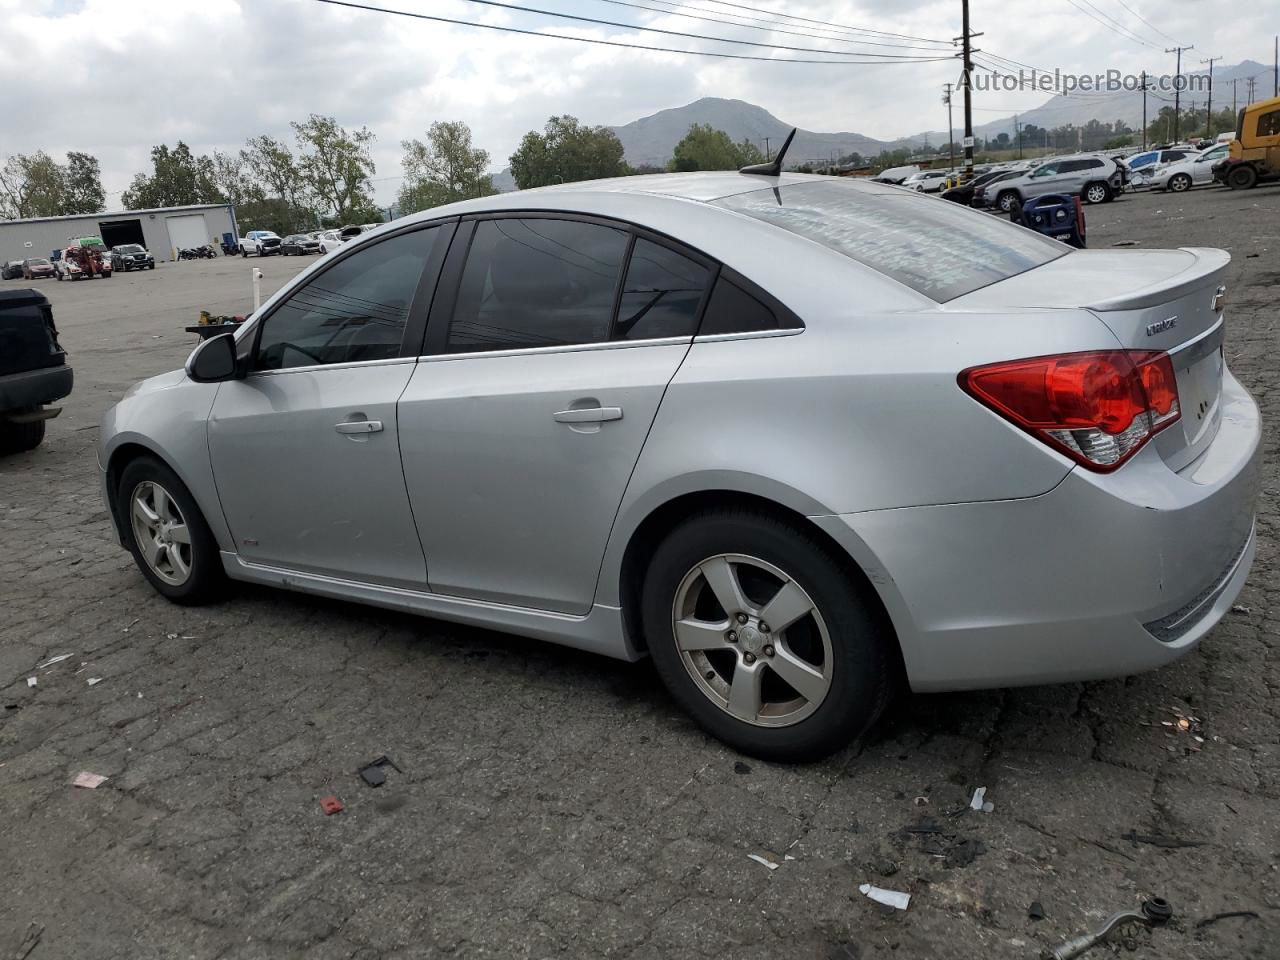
(104, 437, 229, 552)
(611, 488, 905, 677)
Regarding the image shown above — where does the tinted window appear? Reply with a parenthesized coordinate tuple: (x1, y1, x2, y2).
(714, 181, 1068, 303)
(255, 228, 440, 371)
(1258, 109, 1280, 137)
(699, 277, 782, 335)
(615, 239, 710, 340)
(1031, 163, 1059, 177)
(447, 218, 628, 353)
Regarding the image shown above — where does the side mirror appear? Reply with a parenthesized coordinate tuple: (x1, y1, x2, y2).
(186, 333, 240, 383)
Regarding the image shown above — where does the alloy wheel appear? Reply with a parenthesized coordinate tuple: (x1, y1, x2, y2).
(1170, 174, 1191, 192)
(1085, 184, 1107, 203)
(671, 554, 833, 728)
(129, 480, 193, 586)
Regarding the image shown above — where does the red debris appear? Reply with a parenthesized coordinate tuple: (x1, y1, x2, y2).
(320, 795, 344, 815)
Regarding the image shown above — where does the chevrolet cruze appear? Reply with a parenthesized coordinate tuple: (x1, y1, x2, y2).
(99, 172, 1260, 759)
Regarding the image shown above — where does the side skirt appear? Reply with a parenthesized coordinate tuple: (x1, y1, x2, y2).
(220, 552, 642, 661)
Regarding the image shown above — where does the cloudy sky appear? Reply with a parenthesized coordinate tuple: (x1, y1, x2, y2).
(1, 0, 1273, 206)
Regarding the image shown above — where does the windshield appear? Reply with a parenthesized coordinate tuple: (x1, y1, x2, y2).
(713, 180, 1069, 303)
(117, 245, 143, 254)
(29, 258, 50, 265)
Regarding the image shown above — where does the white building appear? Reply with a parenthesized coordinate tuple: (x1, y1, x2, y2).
(0, 203, 239, 263)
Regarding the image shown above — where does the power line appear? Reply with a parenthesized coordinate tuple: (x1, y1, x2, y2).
(585, 0, 954, 51)
(682, 0, 955, 45)
(1111, 0, 1181, 44)
(1061, 0, 1161, 49)
(310, 0, 950, 63)
(446, 0, 950, 59)
(971, 56, 1135, 99)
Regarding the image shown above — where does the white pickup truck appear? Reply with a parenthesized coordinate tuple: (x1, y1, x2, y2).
(238, 230, 282, 257)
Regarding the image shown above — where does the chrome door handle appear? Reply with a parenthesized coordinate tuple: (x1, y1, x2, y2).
(553, 406, 623, 424)
(335, 419, 383, 434)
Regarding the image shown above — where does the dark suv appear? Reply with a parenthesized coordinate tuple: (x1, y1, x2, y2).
(111, 244, 156, 272)
(0, 289, 73, 453)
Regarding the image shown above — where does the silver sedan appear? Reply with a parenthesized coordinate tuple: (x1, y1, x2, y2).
(99, 172, 1261, 760)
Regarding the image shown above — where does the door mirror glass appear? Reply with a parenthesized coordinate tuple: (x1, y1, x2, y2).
(186, 333, 239, 382)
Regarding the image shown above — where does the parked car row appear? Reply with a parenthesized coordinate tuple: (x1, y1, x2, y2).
(239, 224, 380, 258)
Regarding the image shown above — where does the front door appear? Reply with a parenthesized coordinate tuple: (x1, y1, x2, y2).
(398, 218, 714, 614)
(209, 223, 451, 588)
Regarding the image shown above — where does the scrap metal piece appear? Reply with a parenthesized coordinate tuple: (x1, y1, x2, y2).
(1045, 898, 1172, 960)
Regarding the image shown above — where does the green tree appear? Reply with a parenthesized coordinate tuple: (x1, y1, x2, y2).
(121, 142, 222, 209)
(398, 121, 495, 214)
(292, 114, 376, 224)
(0, 152, 64, 219)
(0, 150, 105, 219)
(61, 152, 106, 215)
(669, 124, 764, 171)
(509, 115, 627, 189)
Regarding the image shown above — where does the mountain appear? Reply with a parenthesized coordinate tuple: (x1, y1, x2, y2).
(607, 97, 925, 168)
(961, 59, 1271, 140)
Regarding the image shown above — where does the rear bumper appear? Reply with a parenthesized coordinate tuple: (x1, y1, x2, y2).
(815, 367, 1261, 692)
(0, 365, 74, 412)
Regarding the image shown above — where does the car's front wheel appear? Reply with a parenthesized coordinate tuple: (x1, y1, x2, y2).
(642, 509, 894, 761)
(117, 456, 224, 604)
(1169, 173, 1192, 192)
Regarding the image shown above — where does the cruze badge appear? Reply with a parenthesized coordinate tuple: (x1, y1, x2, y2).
(1146, 316, 1178, 336)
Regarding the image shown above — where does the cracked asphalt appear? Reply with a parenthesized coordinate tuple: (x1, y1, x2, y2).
(2, 186, 1278, 959)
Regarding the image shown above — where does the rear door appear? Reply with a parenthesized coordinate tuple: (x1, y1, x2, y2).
(208, 222, 453, 587)
(398, 216, 714, 614)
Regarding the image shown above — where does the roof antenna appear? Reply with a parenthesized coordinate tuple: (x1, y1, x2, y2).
(740, 127, 796, 176)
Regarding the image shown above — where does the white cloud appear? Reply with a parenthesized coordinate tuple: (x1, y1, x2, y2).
(1, 0, 1273, 205)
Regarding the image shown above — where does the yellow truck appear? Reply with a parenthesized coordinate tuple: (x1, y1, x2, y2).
(1214, 94, 1280, 189)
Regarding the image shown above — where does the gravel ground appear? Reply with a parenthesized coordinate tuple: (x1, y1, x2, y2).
(1, 186, 1278, 960)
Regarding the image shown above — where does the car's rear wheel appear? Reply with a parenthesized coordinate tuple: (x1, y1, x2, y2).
(1169, 173, 1192, 192)
(117, 456, 224, 604)
(0, 411, 46, 454)
(1083, 182, 1110, 204)
(642, 509, 893, 761)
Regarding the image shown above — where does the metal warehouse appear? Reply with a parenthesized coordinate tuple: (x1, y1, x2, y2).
(0, 204, 239, 264)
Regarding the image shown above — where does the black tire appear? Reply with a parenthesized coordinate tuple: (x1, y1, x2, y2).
(641, 509, 894, 761)
(241, 249, 248, 258)
(0, 411, 46, 454)
(1169, 173, 1192, 192)
(1227, 165, 1258, 190)
(1083, 182, 1110, 204)
(149, 263, 155, 270)
(996, 190, 1019, 213)
(116, 455, 225, 605)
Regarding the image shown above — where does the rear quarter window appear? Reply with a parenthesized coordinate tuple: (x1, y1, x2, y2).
(713, 180, 1069, 303)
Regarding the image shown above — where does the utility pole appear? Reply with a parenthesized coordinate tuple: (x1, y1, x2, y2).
(1014, 114, 1023, 159)
(1275, 35, 1278, 96)
(1141, 70, 1149, 149)
(943, 83, 955, 169)
(1201, 56, 1221, 138)
(1232, 78, 1238, 116)
(763, 136, 772, 161)
(1166, 44, 1194, 141)
(1247, 76, 1257, 104)
(955, 0, 981, 178)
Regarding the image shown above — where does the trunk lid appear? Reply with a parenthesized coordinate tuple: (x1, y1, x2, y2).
(953, 248, 1229, 471)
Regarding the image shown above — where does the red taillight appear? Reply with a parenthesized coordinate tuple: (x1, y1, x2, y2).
(960, 350, 1180, 471)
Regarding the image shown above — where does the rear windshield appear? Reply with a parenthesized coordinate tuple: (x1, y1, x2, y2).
(713, 180, 1068, 302)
